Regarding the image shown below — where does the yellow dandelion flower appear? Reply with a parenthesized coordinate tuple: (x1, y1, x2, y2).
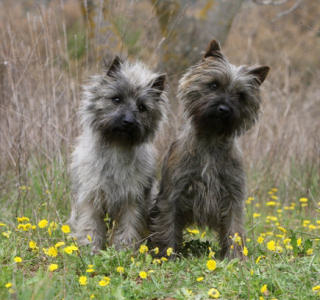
(278, 226, 286, 233)
(90, 295, 95, 299)
(299, 197, 308, 203)
(139, 271, 147, 279)
(250, 269, 254, 276)
(201, 231, 206, 238)
(253, 213, 261, 218)
(206, 259, 217, 271)
(87, 235, 92, 242)
(17, 217, 30, 223)
(79, 276, 87, 286)
(61, 225, 70, 234)
(267, 240, 276, 251)
(257, 236, 264, 244)
(260, 284, 268, 294)
(255, 255, 265, 264)
(38, 219, 48, 228)
(0, 222, 6, 227)
(153, 247, 159, 255)
(309, 224, 316, 230)
(166, 247, 173, 257)
(271, 195, 278, 200)
(266, 201, 277, 207)
(313, 285, 320, 291)
(242, 246, 248, 256)
(55, 241, 65, 248)
(130, 257, 135, 263)
(29, 240, 37, 249)
(161, 257, 168, 262)
(47, 247, 58, 257)
(306, 248, 313, 255)
(5, 282, 12, 288)
(152, 258, 161, 264)
(187, 228, 200, 234)
(14, 256, 22, 263)
(116, 266, 124, 274)
(208, 288, 220, 299)
(246, 238, 251, 242)
(2, 231, 11, 238)
(297, 238, 302, 247)
(86, 268, 95, 273)
(197, 276, 204, 282)
(283, 238, 291, 245)
(139, 244, 148, 254)
(48, 264, 58, 272)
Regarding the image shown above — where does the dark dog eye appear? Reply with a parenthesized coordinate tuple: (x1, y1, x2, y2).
(210, 81, 220, 90)
(138, 103, 147, 112)
(112, 97, 121, 104)
(238, 92, 246, 101)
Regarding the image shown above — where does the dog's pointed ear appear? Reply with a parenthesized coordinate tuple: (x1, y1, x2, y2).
(104, 56, 122, 77)
(204, 39, 222, 59)
(248, 66, 270, 85)
(150, 74, 166, 93)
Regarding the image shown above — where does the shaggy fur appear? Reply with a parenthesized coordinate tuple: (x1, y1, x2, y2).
(69, 57, 168, 252)
(150, 40, 269, 259)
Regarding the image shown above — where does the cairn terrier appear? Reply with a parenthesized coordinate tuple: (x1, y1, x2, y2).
(69, 56, 168, 252)
(150, 40, 269, 259)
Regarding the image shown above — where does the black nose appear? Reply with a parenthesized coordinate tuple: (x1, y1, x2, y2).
(217, 104, 231, 115)
(122, 112, 135, 126)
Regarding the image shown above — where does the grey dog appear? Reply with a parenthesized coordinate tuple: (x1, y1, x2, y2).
(150, 40, 269, 259)
(69, 57, 168, 252)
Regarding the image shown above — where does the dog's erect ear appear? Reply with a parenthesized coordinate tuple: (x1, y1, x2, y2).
(104, 56, 122, 77)
(248, 66, 270, 85)
(203, 39, 222, 59)
(150, 74, 166, 93)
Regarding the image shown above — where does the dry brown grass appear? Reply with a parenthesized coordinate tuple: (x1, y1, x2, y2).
(0, 0, 319, 196)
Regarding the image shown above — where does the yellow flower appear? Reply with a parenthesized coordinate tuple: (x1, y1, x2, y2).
(98, 276, 110, 286)
(2, 231, 11, 238)
(299, 197, 308, 203)
(266, 201, 277, 206)
(187, 228, 200, 234)
(0, 222, 6, 227)
(49, 221, 58, 230)
(257, 236, 264, 244)
(14, 256, 22, 263)
(206, 259, 217, 271)
(297, 238, 302, 247)
(5, 282, 12, 288)
(306, 248, 313, 255)
(86, 268, 95, 273)
(277, 226, 286, 233)
(48, 264, 58, 272)
(313, 285, 320, 291)
(166, 247, 173, 257)
(242, 246, 248, 256)
(38, 219, 48, 228)
(152, 258, 161, 264)
(61, 225, 70, 234)
(29, 240, 37, 250)
(260, 284, 268, 294)
(17, 217, 30, 222)
(64, 245, 78, 254)
(271, 195, 278, 200)
(116, 266, 124, 273)
(161, 257, 168, 262)
(196, 276, 204, 282)
(201, 231, 206, 238)
(90, 295, 95, 299)
(55, 241, 65, 248)
(267, 240, 276, 251)
(153, 247, 159, 255)
(139, 244, 148, 254)
(47, 247, 58, 257)
(271, 188, 278, 192)
(139, 271, 148, 279)
(87, 235, 92, 242)
(253, 213, 261, 218)
(208, 288, 220, 298)
(256, 255, 265, 264)
(79, 276, 87, 286)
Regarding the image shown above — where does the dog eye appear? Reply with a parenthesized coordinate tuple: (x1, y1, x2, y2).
(138, 103, 147, 112)
(111, 97, 121, 104)
(209, 81, 220, 90)
(238, 92, 246, 101)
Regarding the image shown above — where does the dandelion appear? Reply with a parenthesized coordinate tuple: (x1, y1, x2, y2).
(29, 240, 37, 249)
(64, 245, 78, 254)
(152, 259, 161, 264)
(48, 264, 58, 272)
(61, 225, 70, 234)
(55, 241, 65, 248)
(242, 246, 248, 256)
(139, 244, 148, 254)
(2, 231, 11, 238)
(297, 238, 302, 247)
(206, 259, 217, 271)
(278, 226, 286, 233)
(260, 284, 268, 294)
(201, 231, 206, 238)
(187, 228, 200, 234)
(79, 276, 87, 286)
(46, 247, 58, 257)
(313, 285, 320, 292)
(306, 248, 313, 255)
(266, 201, 277, 206)
(5, 282, 12, 288)
(299, 197, 308, 203)
(256, 255, 265, 264)
(309, 224, 316, 230)
(257, 236, 264, 244)
(153, 247, 159, 255)
(267, 240, 276, 251)
(38, 219, 48, 228)
(166, 247, 173, 257)
(86, 268, 95, 273)
(0, 222, 6, 227)
(90, 295, 95, 299)
(161, 257, 168, 262)
(208, 288, 220, 298)
(271, 195, 278, 200)
(14, 256, 22, 263)
(116, 266, 124, 274)
(17, 217, 30, 222)
(87, 235, 92, 242)
(253, 213, 261, 218)
(139, 271, 148, 279)
(196, 277, 204, 282)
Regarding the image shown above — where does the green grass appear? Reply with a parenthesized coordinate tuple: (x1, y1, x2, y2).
(0, 161, 319, 299)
